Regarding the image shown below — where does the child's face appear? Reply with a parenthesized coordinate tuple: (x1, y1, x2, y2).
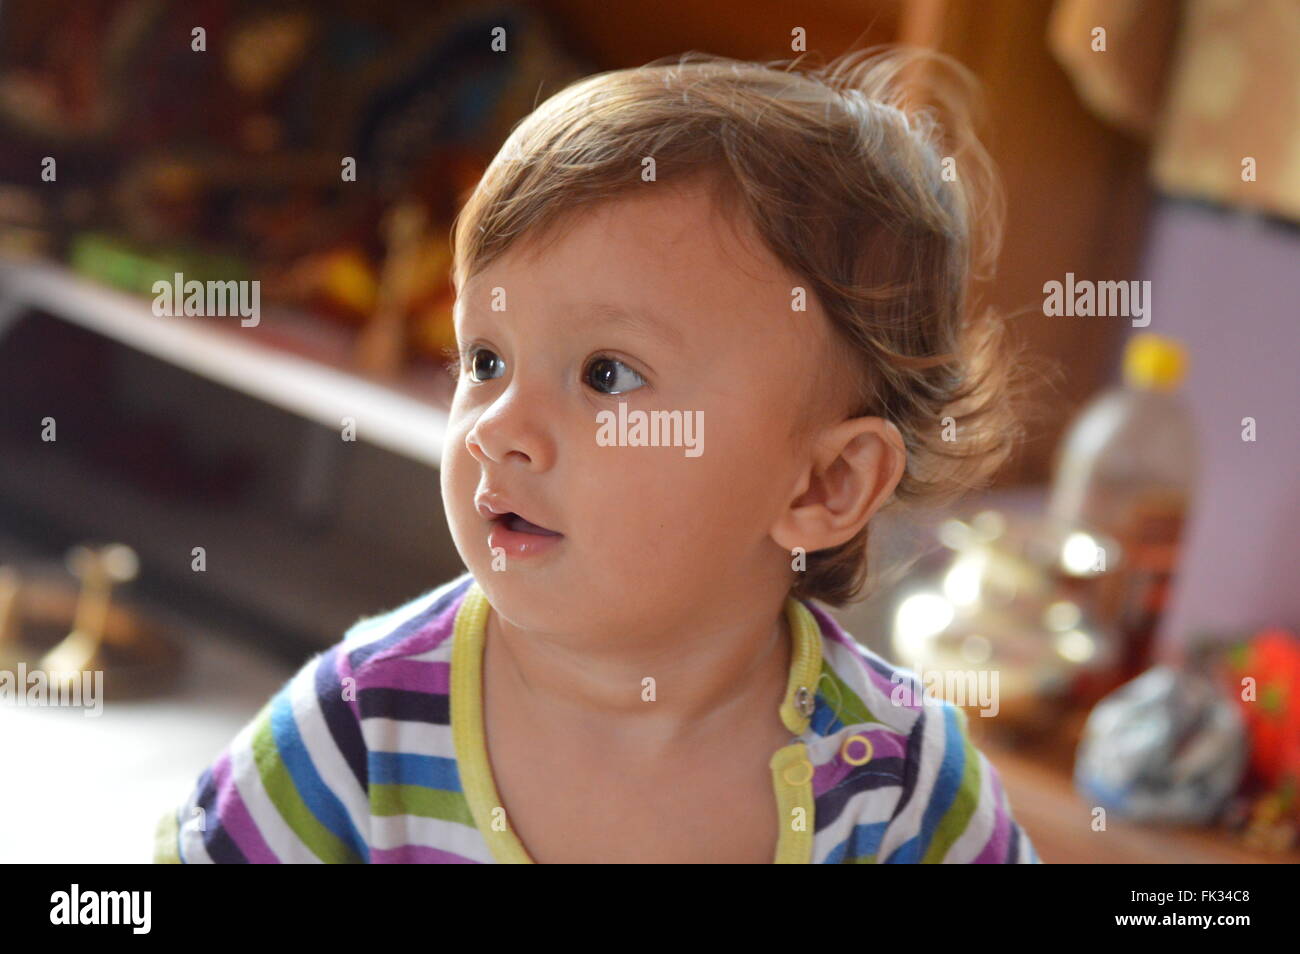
(441, 181, 842, 633)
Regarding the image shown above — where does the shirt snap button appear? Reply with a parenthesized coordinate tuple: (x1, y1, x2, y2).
(794, 685, 814, 718)
(782, 757, 814, 786)
(840, 732, 874, 766)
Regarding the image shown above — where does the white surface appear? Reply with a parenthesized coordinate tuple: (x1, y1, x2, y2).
(0, 614, 298, 863)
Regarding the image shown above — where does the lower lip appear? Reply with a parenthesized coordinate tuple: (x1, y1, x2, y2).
(487, 518, 564, 560)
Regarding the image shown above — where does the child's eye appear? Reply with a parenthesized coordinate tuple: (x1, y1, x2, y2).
(467, 347, 506, 383)
(585, 356, 646, 395)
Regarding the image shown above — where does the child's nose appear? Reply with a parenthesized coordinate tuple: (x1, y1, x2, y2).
(464, 391, 553, 470)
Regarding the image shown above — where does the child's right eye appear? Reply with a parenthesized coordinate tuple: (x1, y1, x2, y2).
(467, 347, 506, 383)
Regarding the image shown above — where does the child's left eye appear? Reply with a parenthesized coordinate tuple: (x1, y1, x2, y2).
(584, 356, 646, 395)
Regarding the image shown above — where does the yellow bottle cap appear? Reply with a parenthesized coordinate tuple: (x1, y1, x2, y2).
(1123, 332, 1187, 391)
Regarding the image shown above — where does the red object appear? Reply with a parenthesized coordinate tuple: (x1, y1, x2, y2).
(1220, 627, 1300, 791)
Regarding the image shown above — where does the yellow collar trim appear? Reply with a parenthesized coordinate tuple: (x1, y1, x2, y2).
(451, 580, 821, 863)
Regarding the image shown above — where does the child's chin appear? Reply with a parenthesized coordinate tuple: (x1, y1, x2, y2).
(476, 572, 575, 630)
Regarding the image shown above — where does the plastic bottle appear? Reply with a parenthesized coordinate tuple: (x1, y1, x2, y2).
(1046, 332, 1197, 687)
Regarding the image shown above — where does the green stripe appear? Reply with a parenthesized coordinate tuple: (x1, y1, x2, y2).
(153, 808, 180, 864)
(250, 705, 361, 864)
(370, 783, 477, 826)
(816, 662, 886, 727)
(921, 715, 982, 863)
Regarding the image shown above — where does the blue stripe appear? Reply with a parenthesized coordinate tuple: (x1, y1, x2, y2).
(884, 833, 922, 863)
(269, 687, 371, 862)
(809, 693, 846, 736)
(822, 822, 888, 863)
(368, 751, 462, 791)
(884, 703, 965, 863)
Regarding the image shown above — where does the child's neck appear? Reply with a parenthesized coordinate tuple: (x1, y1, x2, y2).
(483, 596, 793, 756)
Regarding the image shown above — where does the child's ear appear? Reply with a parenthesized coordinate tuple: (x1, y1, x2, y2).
(771, 417, 907, 553)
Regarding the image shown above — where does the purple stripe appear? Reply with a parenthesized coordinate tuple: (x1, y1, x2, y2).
(212, 752, 280, 864)
(806, 605, 925, 712)
(361, 659, 451, 694)
(972, 760, 1012, 863)
(811, 728, 909, 796)
(805, 602, 859, 651)
(359, 600, 462, 672)
(370, 845, 481, 864)
(808, 601, 905, 685)
(336, 645, 362, 724)
(372, 612, 457, 664)
(824, 640, 923, 712)
(347, 577, 471, 671)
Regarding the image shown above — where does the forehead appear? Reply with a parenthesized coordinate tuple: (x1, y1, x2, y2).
(458, 182, 825, 357)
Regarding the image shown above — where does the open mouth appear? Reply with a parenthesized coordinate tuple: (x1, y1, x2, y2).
(498, 512, 561, 537)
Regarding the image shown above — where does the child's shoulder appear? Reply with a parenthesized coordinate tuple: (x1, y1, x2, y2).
(800, 599, 932, 739)
(155, 572, 481, 864)
(337, 571, 477, 676)
(799, 600, 1040, 863)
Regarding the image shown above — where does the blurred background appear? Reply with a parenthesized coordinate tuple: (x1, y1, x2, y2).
(0, 0, 1296, 863)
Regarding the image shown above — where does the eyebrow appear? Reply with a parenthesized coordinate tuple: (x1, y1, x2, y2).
(457, 295, 688, 354)
(567, 300, 686, 352)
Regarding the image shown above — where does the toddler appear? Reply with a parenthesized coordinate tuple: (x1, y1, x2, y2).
(156, 47, 1040, 863)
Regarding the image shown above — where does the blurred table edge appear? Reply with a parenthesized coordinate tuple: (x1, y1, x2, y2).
(0, 255, 449, 467)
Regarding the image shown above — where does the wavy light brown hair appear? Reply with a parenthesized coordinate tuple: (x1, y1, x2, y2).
(450, 46, 1033, 607)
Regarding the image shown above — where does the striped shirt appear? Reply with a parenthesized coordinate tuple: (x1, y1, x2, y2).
(154, 572, 1041, 863)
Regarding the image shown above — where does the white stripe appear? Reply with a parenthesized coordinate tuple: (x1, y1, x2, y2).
(941, 744, 998, 863)
(227, 707, 323, 863)
(287, 655, 371, 850)
(1003, 780, 1037, 863)
(176, 797, 214, 864)
(877, 700, 949, 860)
(805, 731, 902, 862)
(812, 785, 904, 863)
(402, 642, 455, 664)
(362, 716, 457, 759)
(820, 638, 922, 736)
